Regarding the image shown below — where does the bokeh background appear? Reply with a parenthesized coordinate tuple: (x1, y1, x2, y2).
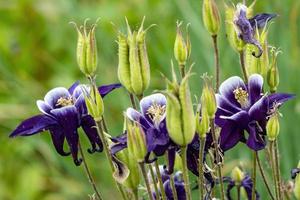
(0, 0, 299, 199)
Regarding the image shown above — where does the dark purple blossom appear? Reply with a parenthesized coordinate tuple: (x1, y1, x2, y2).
(223, 175, 260, 200)
(10, 82, 121, 165)
(234, 4, 277, 57)
(215, 74, 294, 151)
(291, 167, 300, 179)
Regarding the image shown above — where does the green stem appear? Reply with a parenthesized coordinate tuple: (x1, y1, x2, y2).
(170, 174, 178, 200)
(181, 146, 192, 200)
(139, 162, 154, 200)
(210, 118, 225, 200)
(256, 153, 275, 200)
(149, 164, 159, 199)
(198, 137, 206, 200)
(129, 93, 137, 109)
(274, 140, 283, 200)
(78, 141, 103, 200)
(270, 141, 279, 200)
(212, 35, 220, 91)
(251, 151, 257, 200)
(180, 64, 186, 78)
(239, 51, 248, 83)
(154, 160, 167, 200)
(237, 186, 241, 200)
(132, 188, 139, 200)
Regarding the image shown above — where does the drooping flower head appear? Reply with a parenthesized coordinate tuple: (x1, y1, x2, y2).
(10, 82, 121, 165)
(215, 74, 294, 151)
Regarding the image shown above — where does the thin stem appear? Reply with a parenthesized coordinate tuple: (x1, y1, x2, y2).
(149, 164, 159, 199)
(251, 151, 257, 200)
(239, 51, 248, 83)
(237, 186, 241, 200)
(198, 137, 206, 200)
(132, 188, 139, 200)
(180, 64, 186, 78)
(270, 141, 279, 200)
(129, 93, 137, 109)
(256, 153, 275, 200)
(78, 141, 103, 200)
(154, 160, 167, 200)
(139, 162, 154, 200)
(170, 174, 179, 200)
(212, 35, 220, 91)
(210, 118, 225, 200)
(181, 146, 192, 200)
(274, 140, 283, 200)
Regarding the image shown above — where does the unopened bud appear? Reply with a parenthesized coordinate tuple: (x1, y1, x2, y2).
(126, 119, 147, 162)
(196, 107, 210, 138)
(174, 22, 190, 66)
(174, 152, 183, 171)
(202, 0, 221, 36)
(231, 167, 245, 185)
(72, 19, 99, 78)
(267, 48, 280, 93)
(266, 111, 280, 141)
(201, 74, 217, 118)
(84, 85, 104, 122)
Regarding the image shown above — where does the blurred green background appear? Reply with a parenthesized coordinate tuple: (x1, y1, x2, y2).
(0, 0, 299, 199)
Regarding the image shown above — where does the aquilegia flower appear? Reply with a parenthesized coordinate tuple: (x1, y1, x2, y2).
(10, 82, 121, 165)
(215, 74, 294, 151)
(223, 174, 260, 200)
(111, 93, 171, 162)
(234, 3, 277, 57)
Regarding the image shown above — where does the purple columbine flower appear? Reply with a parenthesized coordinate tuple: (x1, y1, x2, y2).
(234, 3, 277, 57)
(215, 74, 294, 151)
(111, 93, 172, 162)
(10, 82, 121, 165)
(223, 175, 260, 200)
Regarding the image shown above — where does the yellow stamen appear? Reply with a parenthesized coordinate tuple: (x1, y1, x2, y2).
(146, 102, 166, 124)
(56, 97, 74, 107)
(233, 87, 249, 108)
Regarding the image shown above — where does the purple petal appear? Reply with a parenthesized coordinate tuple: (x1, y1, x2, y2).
(219, 121, 244, 151)
(44, 87, 71, 108)
(68, 81, 80, 94)
(165, 147, 176, 174)
(72, 84, 86, 99)
(267, 93, 295, 106)
(216, 94, 242, 114)
(98, 83, 122, 98)
(242, 175, 260, 200)
(140, 93, 166, 122)
(10, 114, 57, 137)
(248, 96, 268, 121)
(49, 126, 71, 156)
(246, 123, 266, 151)
(50, 106, 81, 165)
(249, 13, 277, 29)
(126, 108, 142, 121)
(36, 100, 52, 114)
(291, 168, 300, 179)
(219, 76, 247, 107)
(248, 74, 264, 105)
(220, 110, 250, 128)
(81, 115, 103, 153)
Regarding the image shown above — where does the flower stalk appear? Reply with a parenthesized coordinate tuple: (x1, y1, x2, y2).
(154, 161, 167, 200)
(251, 151, 257, 200)
(198, 137, 206, 200)
(239, 51, 249, 83)
(181, 146, 192, 200)
(212, 35, 220, 91)
(139, 162, 154, 200)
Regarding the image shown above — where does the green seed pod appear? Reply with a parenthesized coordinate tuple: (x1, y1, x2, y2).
(84, 85, 104, 122)
(174, 22, 189, 66)
(231, 167, 245, 185)
(266, 112, 280, 141)
(164, 67, 195, 146)
(72, 19, 99, 78)
(267, 48, 280, 93)
(202, 0, 221, 36)
(116, 148, 140, 191)
(174, 152, 183, 171)
(201, 74, 217, 119)
(225, 4, 245, 53)
(196, 108, 210, 139)
(117, 33, 133, 93)
(126, 119, 147, 163)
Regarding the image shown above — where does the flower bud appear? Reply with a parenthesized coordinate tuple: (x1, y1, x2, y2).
(201, 74, 217, 118)
(202, 0, 221, 36)
(72, 19, 99, 78)
(267, 48, 280, 93)
(231, 167, 245, 185)
(115, 148, 140, 191)
(126, 119, 147, 162)
(84, 85, 104, 122)
(225, 3, 245, 53)
(164, 66, 195, 146)
(196, 107, 210, 138)
(174, 152, 183, 171)
(266, 111, 280, 141)
(174, 22, 190, 66)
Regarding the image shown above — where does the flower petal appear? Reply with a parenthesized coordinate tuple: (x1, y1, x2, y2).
(50, 106, 81, 165)
(249, 13, 277, 29)
(140, 93, 166, 117)
(248, 74, 263, 105)
(36, 100, 52, 114)
(10, 114, 57, 137)
(220, 110, 250, 128)
(68, 81, 80, 94)
(241, 175, 260, 200)
(267, 93, 295, 106)
(219, 121, 244, 151)
(216, 94, 242, 114)
(44, 87, 71, 108)
(219, 76, 247, 107)
(246, 123, 266, 151)
(81, 115, 103, 153)
(49, 126, 71, 156)
(98, 83, 122, 98)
